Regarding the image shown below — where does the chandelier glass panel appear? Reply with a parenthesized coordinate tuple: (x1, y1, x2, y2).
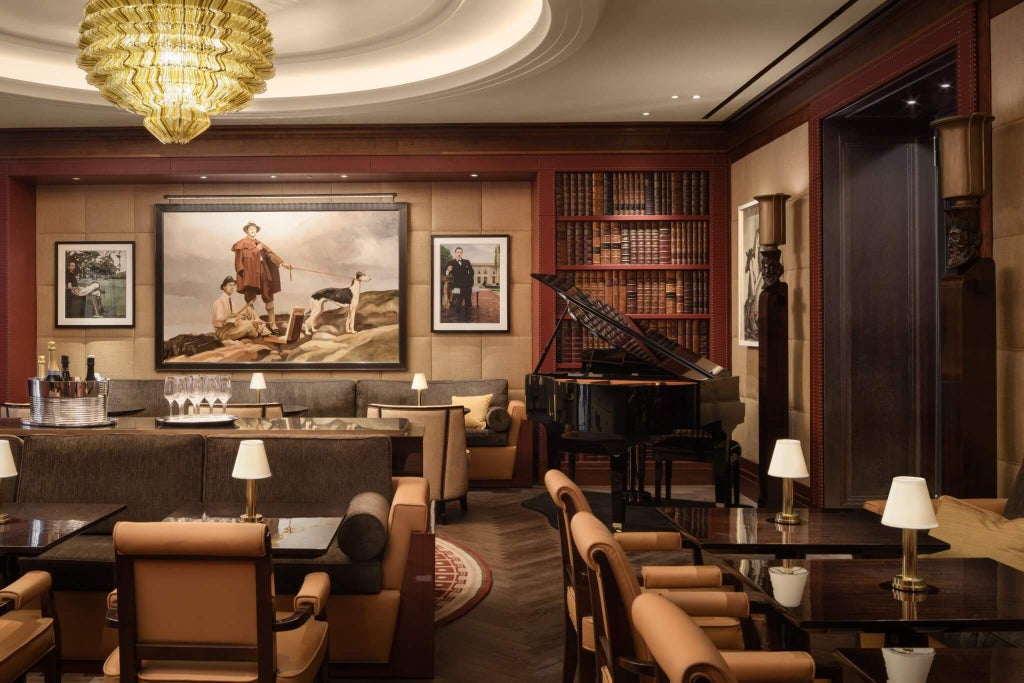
(77, 0, 275, 144)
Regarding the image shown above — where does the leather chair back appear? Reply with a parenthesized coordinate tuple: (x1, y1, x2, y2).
(632, 593, 736, 683)
(225, 402, 284, 418)
(367, 404, 468, 503)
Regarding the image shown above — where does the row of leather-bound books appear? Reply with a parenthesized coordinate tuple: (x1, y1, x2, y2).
(556, 318, 710, 364)
(563, 269, 709, 315)
(556, 171, 709, 216)
(558, 220, 709, 265)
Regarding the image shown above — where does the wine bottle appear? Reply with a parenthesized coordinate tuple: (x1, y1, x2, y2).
(44, 342, 62, 382)
(85, 355, 97, 382)
(60, 355, 71, 381)
(36, 355, 46, 379)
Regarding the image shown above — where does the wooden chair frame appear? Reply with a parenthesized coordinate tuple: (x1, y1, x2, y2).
(552, 487, 597, 683)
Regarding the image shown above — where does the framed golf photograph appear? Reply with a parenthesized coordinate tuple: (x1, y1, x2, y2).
(431, 234, 509, 333)
(155, 202, 407, 370)
(55, 241, 135, 327)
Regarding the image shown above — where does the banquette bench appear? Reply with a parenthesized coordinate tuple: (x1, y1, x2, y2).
(0, 432, 434, 678)
(109, 377, 529, 485)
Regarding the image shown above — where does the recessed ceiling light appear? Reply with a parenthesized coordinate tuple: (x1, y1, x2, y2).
(270, 175, 277, 179)
(305, 175, 312, 179)
(340, 174, 348, 179)
(199, 175, 207, 179)
(71, 177, 80, 181)
(906, 99, 917, 105)
(940, 83, 951, 89)
(692, 94, 701, 100)
(642, 112, 650, 117)
(671, 95, 679, 100)
(470, 173, 479, 178)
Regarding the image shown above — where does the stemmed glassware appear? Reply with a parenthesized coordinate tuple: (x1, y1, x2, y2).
(202, 375, 218, 415)
(172, 377, 188, 417)
(187, 375, 205, 415)
(217, 376, 233, 414)
(163, 377, 177, 416)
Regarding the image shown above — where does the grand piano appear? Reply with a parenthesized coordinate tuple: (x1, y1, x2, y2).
(526, 273, 745, 528)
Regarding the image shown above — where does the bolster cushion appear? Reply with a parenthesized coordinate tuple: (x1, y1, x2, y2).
(337, 492, 390, 561)
(485, 406, 512, 432)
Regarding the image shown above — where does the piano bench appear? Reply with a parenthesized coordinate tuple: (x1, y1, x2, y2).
(648, 440, 741, 507)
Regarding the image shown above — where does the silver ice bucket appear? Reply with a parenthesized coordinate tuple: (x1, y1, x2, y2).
(27, 378, 110, 426)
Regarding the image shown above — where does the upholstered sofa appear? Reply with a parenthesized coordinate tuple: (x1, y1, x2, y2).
(109, 377, 530, 485)
(1, 432, 434, 678)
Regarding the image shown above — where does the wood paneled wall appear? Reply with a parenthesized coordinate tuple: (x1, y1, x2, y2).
(33, 181, 534, 401)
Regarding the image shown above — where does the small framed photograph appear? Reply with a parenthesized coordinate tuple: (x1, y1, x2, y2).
(56, 241, 135, 327)
(431, 235, 510, 332)
(737, 201, 760, 347)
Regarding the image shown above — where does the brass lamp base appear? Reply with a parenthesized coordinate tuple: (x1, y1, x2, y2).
(0, 513, 11, 525)
(774, 511, 801, 525)
(892, 574, 929, 592)
(239, 512, 264, 523)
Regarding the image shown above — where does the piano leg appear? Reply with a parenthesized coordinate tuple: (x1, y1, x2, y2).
(543, 423, 564, 473)
(609, 449, 627, 530)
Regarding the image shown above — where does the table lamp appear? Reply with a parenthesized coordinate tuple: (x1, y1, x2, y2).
(250, 372, 267, 404)
(881, 476, 938, 592)
(768, 565, 809, 608)
(767, 439, 808, 524)
(0, 440, 17, 524)
(232, 439, 271, 523)
(411, 373, 428, 405)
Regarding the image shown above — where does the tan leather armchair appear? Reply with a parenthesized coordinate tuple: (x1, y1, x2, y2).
(631, 592, 815, 683)
(367, 404, 468, 523)
(0, 570, 59, 683)
(544, 469, 729, 683)
(103, 521, 329, 683)
(467, 399, 528, 483)
(224, 402, 285, 418)
(571, 511, 756, 682)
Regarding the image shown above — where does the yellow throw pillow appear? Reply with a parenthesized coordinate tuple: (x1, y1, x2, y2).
(452, 393, 493, 429)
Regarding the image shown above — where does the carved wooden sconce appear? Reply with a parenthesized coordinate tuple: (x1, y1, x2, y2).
(755, 193, 791, 506)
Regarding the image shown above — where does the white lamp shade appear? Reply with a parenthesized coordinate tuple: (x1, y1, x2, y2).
(0, 440, 17, 478)
(767, 439, 809, 478)
(249, 372, 267, 391)
(232, 440, 271, 480)
(882, 647, 935, 683)
(768, 566, 809, 608)
(411, 373, 428, 391)
(881, 476, 938, 529)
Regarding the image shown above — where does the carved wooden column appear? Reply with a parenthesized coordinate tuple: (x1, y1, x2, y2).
(756, 193, 790, 507)
(932, 113, 996, 498)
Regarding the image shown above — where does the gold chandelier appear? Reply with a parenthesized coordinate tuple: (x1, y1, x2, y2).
(77, 0, 275, 144)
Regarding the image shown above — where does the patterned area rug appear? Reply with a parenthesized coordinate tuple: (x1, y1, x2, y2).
(434, 536, 492, 626)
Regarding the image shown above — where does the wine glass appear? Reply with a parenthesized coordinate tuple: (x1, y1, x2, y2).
(202, 375, 218, 415)
(217, 376, 233, 414)
(163, 376, 177, 416)
(187, 375, 205, 415)
(172, 376, 188, 418)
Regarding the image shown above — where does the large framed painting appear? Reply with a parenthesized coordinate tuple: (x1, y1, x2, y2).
(738, 200, 761, 347)
(156, 203, 407, 370)
(431, 235, 509, 332)
(56, 241, 135, 327)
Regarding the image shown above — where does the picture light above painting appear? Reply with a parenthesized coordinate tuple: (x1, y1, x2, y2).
(155, 203, 408, 370)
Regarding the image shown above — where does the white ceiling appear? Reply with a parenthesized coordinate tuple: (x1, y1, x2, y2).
(0, 0, 888, 130)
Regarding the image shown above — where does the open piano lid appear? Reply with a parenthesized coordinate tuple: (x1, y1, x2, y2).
(532, 273, 726, 381)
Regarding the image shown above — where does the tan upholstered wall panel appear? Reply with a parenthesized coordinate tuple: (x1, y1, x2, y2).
(35, 181, 533, 402)
(728, 123, 811, 480)
(992, 3, 1024, 494)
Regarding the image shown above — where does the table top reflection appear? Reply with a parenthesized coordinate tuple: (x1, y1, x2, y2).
(721, 557, 1024, 633)
(0, 416, 422, 437)
(834, 647, 1024, 683)
(656, 506, 949, 557)
(165, 503, 344, 557)
(0, 502, 127, 554)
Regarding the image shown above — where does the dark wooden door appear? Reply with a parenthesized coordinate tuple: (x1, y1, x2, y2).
(822, 119, 939, 508)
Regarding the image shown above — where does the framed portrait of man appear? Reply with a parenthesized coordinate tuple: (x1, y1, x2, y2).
(155, 202, 408, 370)
(431, 234, 510, 332)
(55, 241, 135, 327)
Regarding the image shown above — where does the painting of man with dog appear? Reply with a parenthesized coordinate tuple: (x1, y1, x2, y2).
(55, 241, 135, 327)
(431, 235, 509, 333)
(156, 203, 407, 369)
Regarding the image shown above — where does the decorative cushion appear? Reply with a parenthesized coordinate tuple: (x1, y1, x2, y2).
(337, 492, 389, 561)
(1003, 462, 1024, 519)
(452, 394, 492, 429)
(485, 406, 512, 432)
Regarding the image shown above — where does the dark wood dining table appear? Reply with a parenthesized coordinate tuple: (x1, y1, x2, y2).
(834, 647, 1024, 683)
(656, 506, 949, 561)
(164, 502, 344, 557)
(720, 556, 1024, 647)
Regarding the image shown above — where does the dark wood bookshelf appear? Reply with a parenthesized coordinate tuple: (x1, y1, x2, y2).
(556, 264, 709, 271)
(556, 214, 711, 221)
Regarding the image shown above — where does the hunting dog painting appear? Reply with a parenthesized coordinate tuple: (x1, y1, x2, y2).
(303, 272, 371, 335)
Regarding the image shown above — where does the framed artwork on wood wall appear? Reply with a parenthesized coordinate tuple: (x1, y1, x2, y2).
(431, 234, 510, 332)
(738, 201, 761, 347)
(155, 202, 408, 370)
(55, 241, 135, 328)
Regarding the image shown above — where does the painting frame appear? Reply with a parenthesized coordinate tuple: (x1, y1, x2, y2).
(431, 234, 510, 333)
(155, 202, 407, 370)
(738, 200, 761, 347)
(55, 240, 135, 328)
